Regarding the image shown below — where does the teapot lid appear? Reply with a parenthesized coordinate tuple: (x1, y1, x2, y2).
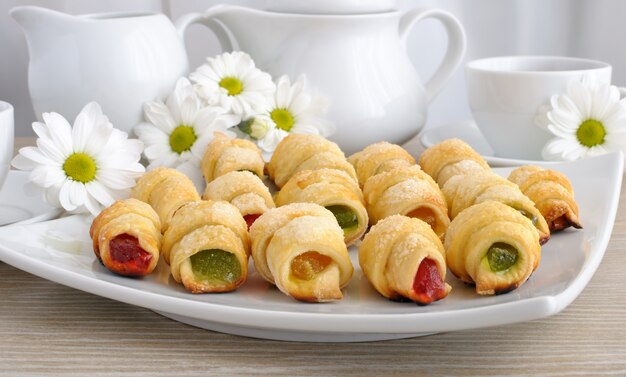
(265, 0, 396, 14)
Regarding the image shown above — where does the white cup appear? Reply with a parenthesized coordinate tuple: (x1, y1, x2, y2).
(0, 101, 14, 189)
(465, 56, 612, 160)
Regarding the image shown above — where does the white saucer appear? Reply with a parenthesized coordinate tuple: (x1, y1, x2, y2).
(420, 121, 559, 167)
(0, 171, 63, 226)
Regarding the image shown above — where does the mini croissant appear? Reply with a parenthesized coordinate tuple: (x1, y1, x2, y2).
(508, 166, 582, 232)
(268, 134, 357, 189)
(359, 215, 450, 305)
(445, 201, 541, 295)
(362, 165, 450, 240)
(274, 168, 368, 246)
(347, 141, 416, 188)
(419, 138, 490, 187)
(201, 132, 265, 182)
(249, 203, 353, 302)
(131, 167, 200, 232)
(90, 198, 161, 277)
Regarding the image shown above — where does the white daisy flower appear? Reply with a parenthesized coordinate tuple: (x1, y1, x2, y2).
(537, 77, 626, 161)
(134, 77, 240, 182)
(11, 102, 145, 216)
(238, 114, 290, 157)
(267, 75, 335, 138)
(190, 51, 275, 117)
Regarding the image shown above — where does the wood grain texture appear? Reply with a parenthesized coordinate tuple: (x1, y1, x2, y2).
(2, 136, 626, 376)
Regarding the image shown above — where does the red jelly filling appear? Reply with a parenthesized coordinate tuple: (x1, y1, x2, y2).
(108, 234, 152, 276)
(244, 214, 261, 229)
(412, 258, 447, 305)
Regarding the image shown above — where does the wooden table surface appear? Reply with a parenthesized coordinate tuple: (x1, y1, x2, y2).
(2, 136, 626, 376)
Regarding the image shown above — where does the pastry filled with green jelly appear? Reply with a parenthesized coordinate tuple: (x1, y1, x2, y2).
(274, 168, 368, 246)
(162, 200, 250, 293)
(444, 201, 541, 296)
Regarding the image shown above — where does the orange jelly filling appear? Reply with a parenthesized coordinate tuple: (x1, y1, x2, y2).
(407, 207, 437, 230)
(291, 251, 332, 281)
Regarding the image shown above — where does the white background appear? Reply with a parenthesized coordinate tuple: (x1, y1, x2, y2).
(2, 0, 626, 136)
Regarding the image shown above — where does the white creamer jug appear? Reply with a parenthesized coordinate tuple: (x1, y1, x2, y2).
(177, 2, 466, 153)
(11, 6, 189, 133)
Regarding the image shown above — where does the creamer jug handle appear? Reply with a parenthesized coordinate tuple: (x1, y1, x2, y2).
(399, 8, 466, 103)
(175, 5, 235, 52)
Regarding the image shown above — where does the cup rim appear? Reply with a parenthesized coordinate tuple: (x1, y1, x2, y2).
(466, 55, 611, 75)
(0, 101, 13, 113)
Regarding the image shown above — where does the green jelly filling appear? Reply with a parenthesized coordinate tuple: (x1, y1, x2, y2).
(515, 208, 538, 227)
(486, 243, 519, 273)
(326, 205, 358, 232)
(190, 249, 241, 284)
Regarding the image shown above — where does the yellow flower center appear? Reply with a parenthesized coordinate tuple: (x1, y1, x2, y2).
(271, 108, 295, 132)
(63, 153, 97, 183)
(169, 125, 197, 154)
(576, 119, 606, 147)
(219, 76, 243, 96)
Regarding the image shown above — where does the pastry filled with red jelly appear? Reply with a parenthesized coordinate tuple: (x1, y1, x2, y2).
(90, 198, 162, 277)
(358, 215, 451, 305)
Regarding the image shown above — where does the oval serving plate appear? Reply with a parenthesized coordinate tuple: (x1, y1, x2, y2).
(0, 153, 621, 342)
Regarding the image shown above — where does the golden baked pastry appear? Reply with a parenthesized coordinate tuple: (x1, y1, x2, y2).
(444, 201, 541, 295)
(418, 138, 490, 187)
(202, 170, 275, 228)
(89, 198, 161, 277)
(249, 203, 353, 302)
(442, 170, 550, 244)
(362, 165, 449, 240)
(131, 167, 200, 232)
(274, 168, 368, 246)
(201, 132, 265, 182)
(347, 141, 416, 188)
(267, 134, 357, 189)
(359, 215, 450, 305)
(161, 200, 250, 293)
(508, 166, 582, 232)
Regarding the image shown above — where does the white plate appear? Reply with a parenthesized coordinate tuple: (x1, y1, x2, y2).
(0, 170, 63, 226)
(0, 153, 621, 342)
(420, 121, 561, 167)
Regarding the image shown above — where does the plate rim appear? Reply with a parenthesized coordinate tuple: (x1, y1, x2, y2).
(0, 153, 622, 336)
(419, 121, 562, 167)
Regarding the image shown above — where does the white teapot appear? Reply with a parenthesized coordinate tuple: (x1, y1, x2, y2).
(11, 6, 189, 133)
(177, 1, 466, 153)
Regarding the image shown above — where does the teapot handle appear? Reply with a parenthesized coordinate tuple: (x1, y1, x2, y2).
(175, 7, 234, 52)
(400, 8, 466, 103)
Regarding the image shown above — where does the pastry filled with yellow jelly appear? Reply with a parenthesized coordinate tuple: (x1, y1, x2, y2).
(406, 207, 439, 234)
(359, 215, 450, 305)
(249, 203, 353, 303)
(273, 169, 367, 246)
(181, 249, 242, 292)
